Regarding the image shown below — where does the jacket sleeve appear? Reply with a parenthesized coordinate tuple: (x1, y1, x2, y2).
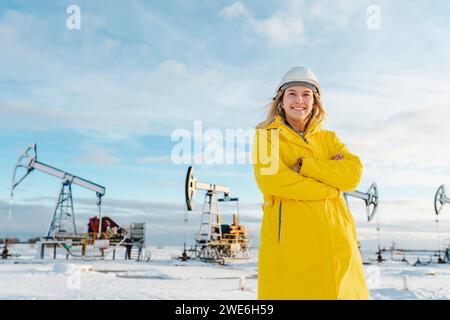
(299, 131, 363, 192)
(252, 128, 339, 201)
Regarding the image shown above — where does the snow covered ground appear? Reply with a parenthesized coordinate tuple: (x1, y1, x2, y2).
(0, 244, 258, 300)
(1, 244, 450, 300)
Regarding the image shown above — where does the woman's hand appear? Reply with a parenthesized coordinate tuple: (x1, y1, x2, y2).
(291, 153, 344, 173)
(292, 154, 342, 172)
(290, 158, 303, 173)
(331, 153, 344, 160)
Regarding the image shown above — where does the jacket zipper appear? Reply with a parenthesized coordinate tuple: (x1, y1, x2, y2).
(282, 122, 309, 144)
(297, 132, 308, 144)
(278, 200, 283, 244)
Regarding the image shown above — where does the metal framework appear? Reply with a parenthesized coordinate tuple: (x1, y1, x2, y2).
(435, 185, 449, 215)
(4, 144, 148, 261)
(183, 166, 250, 263)
(344, 183, 379, 222)
(11, 144, 105, 238)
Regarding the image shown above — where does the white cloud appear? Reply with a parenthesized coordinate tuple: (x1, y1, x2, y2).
(220, 2, 251, 19)
(251, 11, 304, 47)
(1, 5, 268, 139)
(320, 72, 450, 190)
(137, 155, 172, 164)
(220, 0, 372, 48)
(0, 59, 265, 139)
(221, 1, 305, 47)
(307, 0, 366, 27)
(361, 105, 450, 167)
(75, 148, 122, 166)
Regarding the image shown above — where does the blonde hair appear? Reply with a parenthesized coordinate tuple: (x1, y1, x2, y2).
(265, 90, 326, 133)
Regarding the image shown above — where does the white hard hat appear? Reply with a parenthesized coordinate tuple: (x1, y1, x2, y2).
(276, 66, 321, 96)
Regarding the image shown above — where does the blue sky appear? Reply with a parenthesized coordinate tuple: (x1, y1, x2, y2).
(1, 0, 450, 245)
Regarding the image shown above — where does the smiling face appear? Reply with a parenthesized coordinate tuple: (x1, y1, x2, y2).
(281, 85, 315, 131)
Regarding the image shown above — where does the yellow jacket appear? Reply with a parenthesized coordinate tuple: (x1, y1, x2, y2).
(252, 114, 369, 300)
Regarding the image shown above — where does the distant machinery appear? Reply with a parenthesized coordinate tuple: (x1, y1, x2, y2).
(344, 183, 382, 262)
(364, 185, 450, 266)
(432, 185, 449, 264)
(12, 144, 105, 238)
(434, 185, 449, 215)
(182, 166, 250, 263)
(1, 245, 11, 260)
(8, 144, 146, 261)
(344, 183, 379, 222)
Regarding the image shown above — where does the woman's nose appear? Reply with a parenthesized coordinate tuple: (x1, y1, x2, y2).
(294, 95, 304, 103)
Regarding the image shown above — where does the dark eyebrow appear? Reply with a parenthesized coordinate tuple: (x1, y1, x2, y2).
(286, 88, 312, 94)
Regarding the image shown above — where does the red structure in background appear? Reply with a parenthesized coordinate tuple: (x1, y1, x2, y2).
(88, 216, 122, 238)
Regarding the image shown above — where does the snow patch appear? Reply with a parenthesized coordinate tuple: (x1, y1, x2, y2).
(52, 263, 91, 274)
(116, 269, 174, 279)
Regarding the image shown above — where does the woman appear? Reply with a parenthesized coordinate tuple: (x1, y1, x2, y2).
(252, 66, 369, 300)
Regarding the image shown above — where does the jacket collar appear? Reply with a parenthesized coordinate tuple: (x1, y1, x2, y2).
(266, 114, 322, 138)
